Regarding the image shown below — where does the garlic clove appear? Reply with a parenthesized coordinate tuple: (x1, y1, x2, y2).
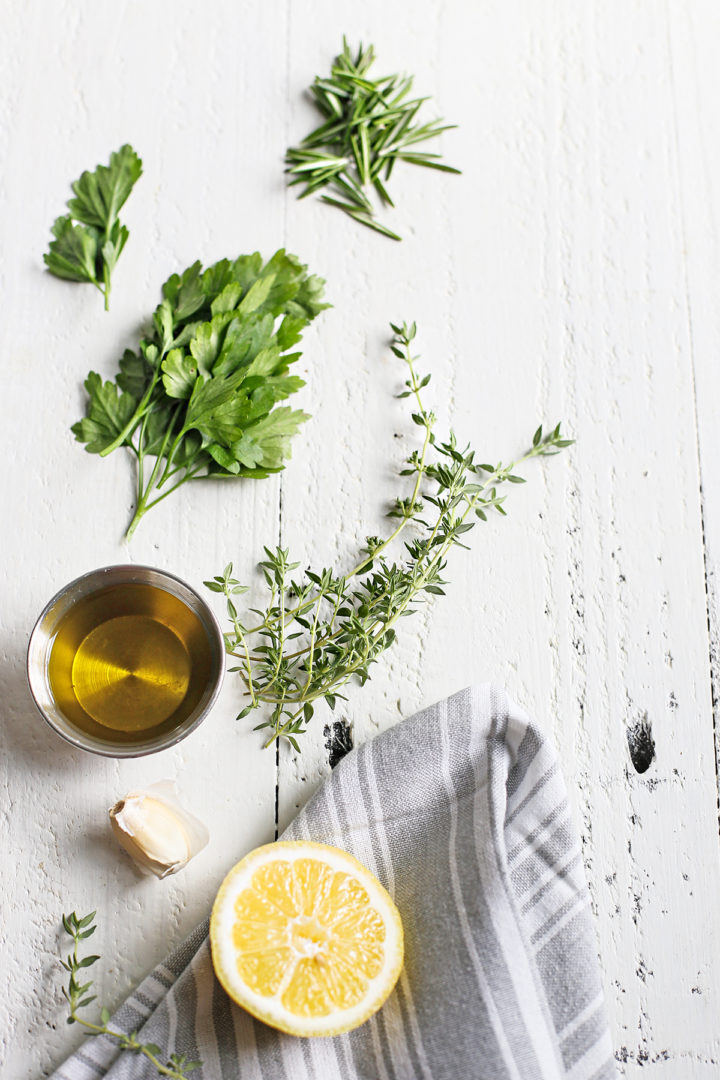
(109, 780, 209, 878)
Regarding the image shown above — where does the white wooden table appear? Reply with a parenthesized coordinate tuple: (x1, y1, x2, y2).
(2, 2, 719, 1075)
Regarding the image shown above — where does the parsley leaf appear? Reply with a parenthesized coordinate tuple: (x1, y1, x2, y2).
(72, 373, 138, 454)
(44, 145, 142, 310)
(44, 217, 99, 284)
(73, 249, 329, 537)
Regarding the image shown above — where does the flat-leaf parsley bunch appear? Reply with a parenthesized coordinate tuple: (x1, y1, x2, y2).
(73, 250, 329, 537)
(207, 323, 571, 749)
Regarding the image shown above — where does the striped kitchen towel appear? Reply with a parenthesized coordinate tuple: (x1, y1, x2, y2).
(51, 685, 616, 1080)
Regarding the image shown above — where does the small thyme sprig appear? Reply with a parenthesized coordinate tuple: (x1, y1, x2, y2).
(206, 322, 572, 750)
(59, 911, 201, 1079)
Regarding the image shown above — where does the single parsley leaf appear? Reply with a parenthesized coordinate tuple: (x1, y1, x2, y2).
(71, 373, 138, 454)
(44, 145, 142, 310)
(162, 349, 198, 399)
(184, 367, 249, 438)
(67, 145, 142, 229)
(44, 216, 98, 284)
(116, 349, 151, 398)
(238, 407, 311, 471)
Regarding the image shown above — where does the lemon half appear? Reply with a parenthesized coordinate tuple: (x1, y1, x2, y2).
(210, 840, 404, 1037)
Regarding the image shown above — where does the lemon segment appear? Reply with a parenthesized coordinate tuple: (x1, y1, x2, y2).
(210, 841, 404, 1037)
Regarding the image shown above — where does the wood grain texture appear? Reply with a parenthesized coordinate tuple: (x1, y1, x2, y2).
(0, 1, 718, 1076)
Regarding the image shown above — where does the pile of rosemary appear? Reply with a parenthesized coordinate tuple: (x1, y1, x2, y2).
(286, 39, 460, 240)
(207, 323, 571, 750)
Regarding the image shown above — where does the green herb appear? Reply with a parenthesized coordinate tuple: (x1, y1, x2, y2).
(44, 145, 142, 310)
(206, 323, 572, 750)
(72, 250, 329, 538)
(59, 911, 200, 1079)
(286, 39, 460, 240)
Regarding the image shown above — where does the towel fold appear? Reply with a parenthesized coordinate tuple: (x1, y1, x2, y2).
(51, 685, 615, 1080)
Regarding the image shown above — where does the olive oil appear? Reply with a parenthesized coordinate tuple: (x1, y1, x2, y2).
(47, 583, 213, 745)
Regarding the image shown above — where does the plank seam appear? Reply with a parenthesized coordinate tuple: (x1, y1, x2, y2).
(275, 0, 293, 843)
(664, 0, 720, 838)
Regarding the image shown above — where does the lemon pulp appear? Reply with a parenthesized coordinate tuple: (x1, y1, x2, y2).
(210, 841, 404, 1037)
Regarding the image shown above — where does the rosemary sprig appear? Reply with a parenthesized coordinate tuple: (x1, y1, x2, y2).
(59, 911, 200, 1079)
(286, 38, 460, 240)
(206, 323, 572, 750)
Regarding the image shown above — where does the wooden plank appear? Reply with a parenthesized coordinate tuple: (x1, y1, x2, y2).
(0, 1, 286, 1073)
(440, 4, 720, 1075)
(278, 3, 720, 1076)
(277, 0, 467, 824)
(667, 0, 720, 798)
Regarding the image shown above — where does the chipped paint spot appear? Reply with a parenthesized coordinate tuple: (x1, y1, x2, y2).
(323, 720, 353, 769)
(627, 714, 655, 773)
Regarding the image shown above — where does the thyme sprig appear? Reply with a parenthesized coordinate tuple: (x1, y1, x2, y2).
(286, 39, 460, 240)
(207, 323, 572, 751)
(59, 911, 200, 1079)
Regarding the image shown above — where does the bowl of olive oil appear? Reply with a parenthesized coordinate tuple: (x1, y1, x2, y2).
(27, 566, 225, 756)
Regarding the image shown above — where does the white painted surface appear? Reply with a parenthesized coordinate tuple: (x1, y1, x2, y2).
(1, 1, 719, 1075)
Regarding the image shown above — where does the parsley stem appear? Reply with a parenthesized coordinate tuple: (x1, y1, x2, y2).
(126, 414, 176, 538)
(142, 463, 206, 510)
(99, 364, 165, 458)
(102, 261, 111, 311)
(135, 409, 153, 500)
(155, 428, 187, 489)
(126, 468, 202, 538)
(125, 504, 146, 541)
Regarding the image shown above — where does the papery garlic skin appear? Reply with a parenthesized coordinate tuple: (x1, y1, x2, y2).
(109, 780, 209, 878)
